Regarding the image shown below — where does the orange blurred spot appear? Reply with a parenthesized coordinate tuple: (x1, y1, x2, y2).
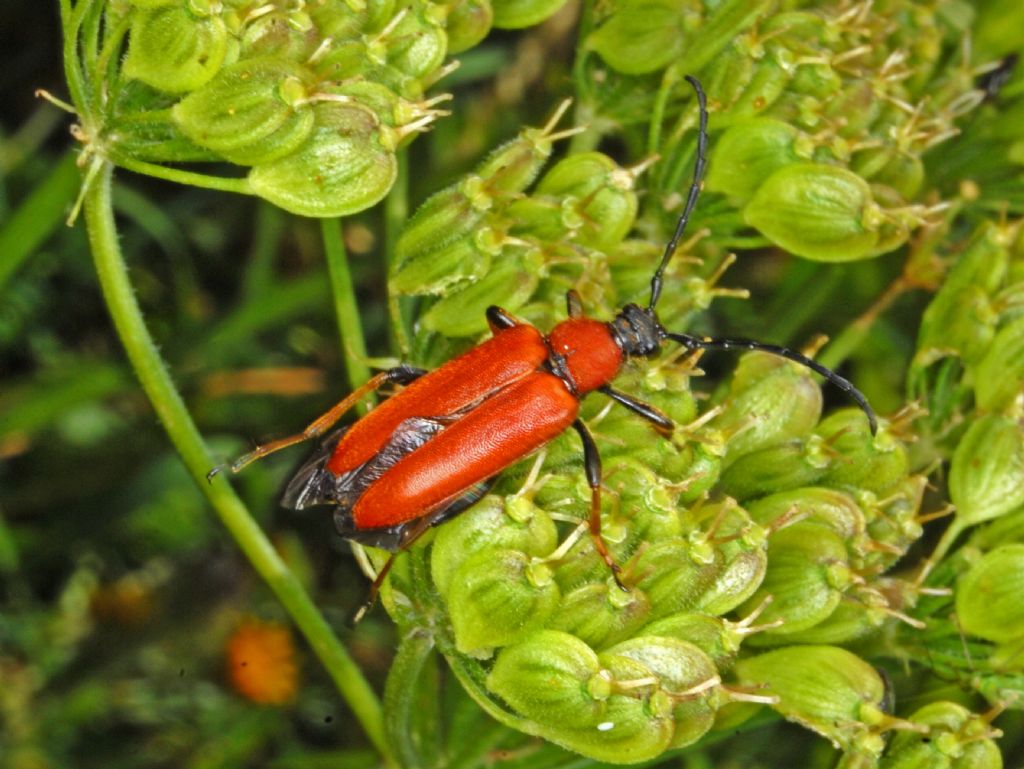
(225, 617, 299, 705)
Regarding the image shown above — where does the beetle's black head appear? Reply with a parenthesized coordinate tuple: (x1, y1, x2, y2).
(609, 303, 663, 357)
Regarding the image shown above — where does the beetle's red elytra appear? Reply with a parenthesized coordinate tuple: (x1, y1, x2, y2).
(209, 77, 877, 621)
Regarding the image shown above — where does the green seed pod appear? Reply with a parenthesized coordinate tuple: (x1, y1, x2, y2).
(504, 196, 568, 242)
(854, 147, 925, 200)
(430, 495, 557, 598)
(946, 221, 1011, 296)
(587, 0, 688, 75)
(691, 501, 768, 615)
(391, 177, 492, 294)
(948, 413, 1024, 529)
(705, 118, 801, 199)
(915, 284, 999, 367)
(171, 57, 314, 166)
(550, 687, 675, 763)
(491, 0, 568, 28)
(859, 478, 926, 571)
(718, 437, 832, 500)
(715, 57, 790, 127)
(770, 592, 888, 646)
(715, 352, 823, 465)
(239, 11, 318, 60)
(444, 0, 493, 53)
(972, 315, 1024, 411)
(956, 543, 1024, 644)
(446, 547, 560, 655)
(486, 630, 607, 728)
(791, 61, 842, 101)
(124, 4, 229, 93)
(881, 701, 1003, 769)
(642, 612, 745, 669)
(601, 636, 720, 749)
(248, 102, 397, 217)
(631, 539, 721, 619)
(534, 152, 639, 250)
(551, 581, 652, 650)
(587, 409, 679, 473)
(605, 459, 682, 545)
(747, 487, 866, 543)
(420, 246, 544, 336)
(393, 227, 495, 296)
(662, 441, 722, 502)
(741, 521, 851, 636)
(744, 163, 885, 262)
(816, 409, 909, 496)
(385, 5, 448, 80)
(733, 645, 886, 751)
(475, 103, 575, 196)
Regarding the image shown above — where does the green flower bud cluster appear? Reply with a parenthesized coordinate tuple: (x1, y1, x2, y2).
(401, 340, 926, 761)
(112, 0, 460, 215)
(91, 0, 569, 216)
(392, 126, 693, 339)
(583, 0, 988, 262)
(911, 220, 1024, 427)
(878, 701, 1004, 769)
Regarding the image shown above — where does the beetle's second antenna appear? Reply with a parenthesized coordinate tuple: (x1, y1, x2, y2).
(648, 75, 709, 311)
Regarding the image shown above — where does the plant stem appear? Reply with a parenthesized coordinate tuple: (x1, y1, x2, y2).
(83, 162, 394, 767)
(321, 218, 372, 412)
(383, 631, 437, 769)
(385, 151, 411, 355)
(108, 152, 255, 195)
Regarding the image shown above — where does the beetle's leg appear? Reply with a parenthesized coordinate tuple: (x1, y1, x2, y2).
(573, 419, 627, 591)
(209, 365, 427, 479)
(486, 305, 519, 333)
(351, 514, 435, 624)
(566, 289, 584, 318)
(599, 385, 674, 437)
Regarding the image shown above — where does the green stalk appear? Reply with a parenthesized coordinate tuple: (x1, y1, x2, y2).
(321, 218, 372, 413)
(385, 151, 411, 355)
(383, 631, 437, 769)
(107, 152, 255, 195)
(83, 161, 394, 767)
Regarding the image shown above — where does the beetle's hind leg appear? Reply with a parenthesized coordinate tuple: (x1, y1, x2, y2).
(207, 365, 427, 480)
(573, 419, 628, 592)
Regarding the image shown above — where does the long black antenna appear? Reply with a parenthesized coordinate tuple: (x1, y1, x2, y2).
(665, 332, 879, 434)
(639, 76, 877, 433)
(648, 74, 709, 311)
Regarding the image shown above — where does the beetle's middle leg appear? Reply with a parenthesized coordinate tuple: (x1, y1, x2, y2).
(209, 364, 427, 479)
(598, 385, 675, 437)
(573, 419, 627, 591)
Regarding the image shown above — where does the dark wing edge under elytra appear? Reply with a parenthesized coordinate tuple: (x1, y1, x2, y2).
(334, 476, 498, 551)
(280, 426, 350, 509)
(285, 415, 478, 551)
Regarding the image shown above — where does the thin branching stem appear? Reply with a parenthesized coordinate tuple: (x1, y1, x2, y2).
(83, 161, 395, 767)
(321, 217, 373, 413)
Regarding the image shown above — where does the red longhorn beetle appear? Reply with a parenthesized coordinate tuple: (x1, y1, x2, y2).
(210, 77, 876, 621)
